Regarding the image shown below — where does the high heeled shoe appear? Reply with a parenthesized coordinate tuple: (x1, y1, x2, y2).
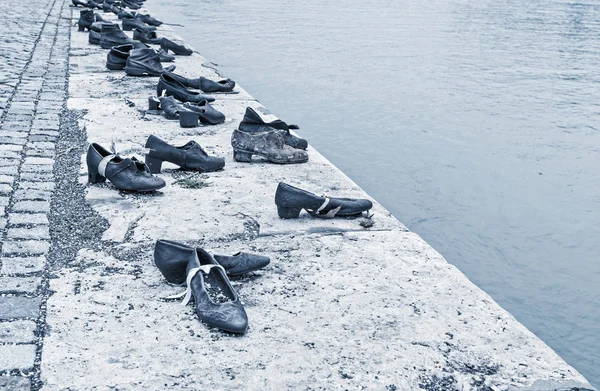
(86, 143, 165, 192)
(274, 182, 372, 219)
(160, 38, 193, 56)
(154, 239, 270, 284)
(144, 135, 225, 173)
(182, 100, 225, 125)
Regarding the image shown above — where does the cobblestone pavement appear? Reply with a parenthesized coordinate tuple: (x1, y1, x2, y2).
(0, 0, 69, 388)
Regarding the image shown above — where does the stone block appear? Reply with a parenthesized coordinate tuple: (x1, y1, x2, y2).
(1, 240, 50, 256)
(0, 256, 46, 275)
(0, 320, 37, 343)
(0, 344, 37, 371)
(9, 213, 49, 226)
(7, 226, 50, 240)
(12, 200, 50, 213)
(0, 296, 42, 320)
(0, 277, 41, 293)
(0, 376, 31, 391)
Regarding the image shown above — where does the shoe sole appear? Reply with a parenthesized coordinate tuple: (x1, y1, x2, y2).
(233, 149, 308, 164)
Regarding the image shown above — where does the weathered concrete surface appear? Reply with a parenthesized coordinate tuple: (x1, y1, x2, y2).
(38, 4, 596, 391)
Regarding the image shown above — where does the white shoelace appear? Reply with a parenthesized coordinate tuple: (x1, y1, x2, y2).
(164, 264, 225, 306)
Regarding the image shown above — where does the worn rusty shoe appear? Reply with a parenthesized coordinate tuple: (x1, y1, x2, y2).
(182, 100, 225, 125)
(137, 13, 162, 26)
(181, 249, 248, 334)
(157, 73, 215, 103)
(122, 16, 155, 32)
(124, 48, 176, 76)
(154, 239, 270, 284)
(231, 128, 308, 164)
(162, 72, 236, 93)
(86, 143, 165, 192)
(239, 107, 308, 150)
(133, 28, 161, 44)
(88, 30, 101, 45)
(77, 9, 95, 31)
(144, 135, 225, 173)
(160, 38, 193, 55)
(100, 23, 147, 49)
(275, 182, 373, 219)
(106, 44, 134, 70)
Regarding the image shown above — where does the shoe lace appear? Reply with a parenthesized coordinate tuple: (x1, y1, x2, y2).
(164, 264, 225, 305)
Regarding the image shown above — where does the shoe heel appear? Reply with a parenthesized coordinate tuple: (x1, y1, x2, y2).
(88, 171, 106, 184)
(148, 96, 160, 110)
(78, 24, 86, 31)
(277, 206, 302, 219)
(233, 150, 253, 162)
(144, 155, 163, 173)
(179, 111, 199, 128)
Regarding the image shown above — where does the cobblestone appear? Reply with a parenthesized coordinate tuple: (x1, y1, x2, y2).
(0, 376, 31, 391)
(13, 189, 52, 201)
(1, 240, 50, 256)
(12, 200, 51, 213)
(0, 321, 37, 343)
(7, 226, 50, 240)
(9, 213, 49, 226)
(0, 344, 37, 371)
(0, 277, 42, 293)
(0, 296, 42, 320)
(17, 181, 55, 191)
(0, 256, 46, 275)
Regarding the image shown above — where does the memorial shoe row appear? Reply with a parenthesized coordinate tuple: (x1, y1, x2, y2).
(77, 4, 373, 334)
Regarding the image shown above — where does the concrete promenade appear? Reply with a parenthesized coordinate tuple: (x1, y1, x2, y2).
(0, 0, 596, 389)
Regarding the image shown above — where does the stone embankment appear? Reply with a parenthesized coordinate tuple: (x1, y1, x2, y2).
(0, 0, 596, 390)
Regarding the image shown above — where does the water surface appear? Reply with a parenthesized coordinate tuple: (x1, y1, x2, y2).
(149, 0, 600, 385)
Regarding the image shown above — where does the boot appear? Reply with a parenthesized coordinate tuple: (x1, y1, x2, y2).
(160, 38, 193, 56)
(157, 74, 215, 103)
(274, 182, 373, 219)
(231, 129, 309, 164)
(144, 135, 225, 173)
(106, 44, 134, 70)
(154, 239, 270, 284)
(121, 0, 142, 9)
(133, 28, 161, 44)
(239, 107, 307, 150)
(100, 24, 147, 49)
(124, 48, 176, 76)
(162, 72, 235, 93)
(77, 9, 95, 31)
(86, 143, 165, 192)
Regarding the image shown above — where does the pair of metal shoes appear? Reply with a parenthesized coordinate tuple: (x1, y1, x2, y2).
(87, 137, 224, 191)
(107, 44, 174, 71)
(231, 107, 309, 164)
(154, 240, 271, 334)
(147, 96, 225, 126)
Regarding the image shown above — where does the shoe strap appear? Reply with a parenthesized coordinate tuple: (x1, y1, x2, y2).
(164, 264, 225, 306)
(98, 154, 117, 177)
(308, 197, 342, 218)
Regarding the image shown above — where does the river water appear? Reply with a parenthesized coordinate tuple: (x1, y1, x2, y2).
(148, 0, 600, 385)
